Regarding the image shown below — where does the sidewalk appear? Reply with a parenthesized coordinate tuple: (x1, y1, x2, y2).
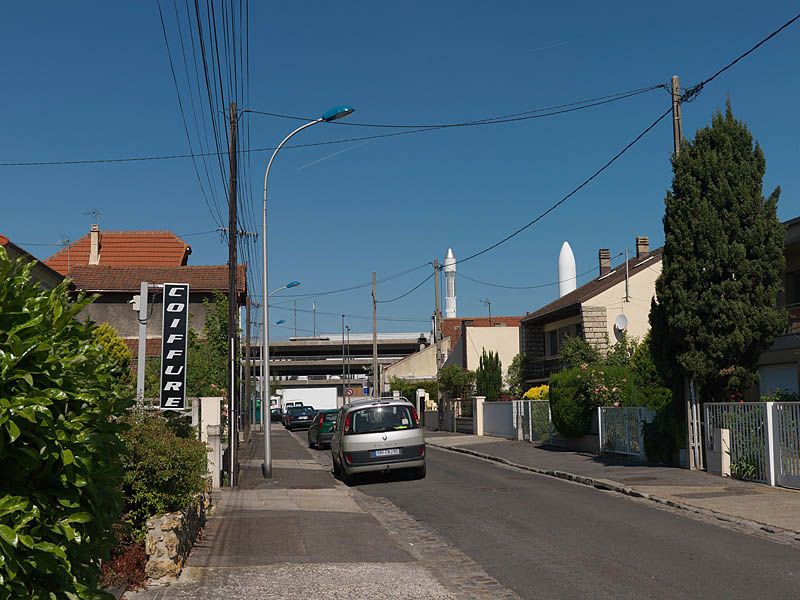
(125, 426, 517, 600)
(425, 430, 800, 541)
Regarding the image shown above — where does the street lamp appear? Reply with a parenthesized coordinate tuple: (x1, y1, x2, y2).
(261, 104, 355, 478)
(275, 319, 286, 325)
(268, 280, 301, 297)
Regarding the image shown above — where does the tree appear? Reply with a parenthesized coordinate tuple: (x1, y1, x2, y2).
(650, 102, 786, 401)
(92, 322, 134, 387)
(560, 335, 601, 368)
(388, 376, 438, 405)
(475, 350, 502, 401)
(438, 365, 476, 399)
(505, 353, 525, 398)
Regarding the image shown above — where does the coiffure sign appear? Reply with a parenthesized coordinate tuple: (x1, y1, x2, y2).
(159, 283, 190, 410)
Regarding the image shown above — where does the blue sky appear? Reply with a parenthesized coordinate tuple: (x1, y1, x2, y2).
(2, 2, 799, 340)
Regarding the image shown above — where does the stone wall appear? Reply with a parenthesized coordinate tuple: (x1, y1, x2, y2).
(144, 492, 211, 582)
(580, 306, 608, 356)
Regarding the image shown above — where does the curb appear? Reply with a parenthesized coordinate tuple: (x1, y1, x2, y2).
(427, 440, 800, 547)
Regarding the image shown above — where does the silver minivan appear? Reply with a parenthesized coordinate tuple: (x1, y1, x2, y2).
(330, 397, 426, 484)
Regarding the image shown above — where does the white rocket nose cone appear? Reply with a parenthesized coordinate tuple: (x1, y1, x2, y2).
(558, 241, 577, 298)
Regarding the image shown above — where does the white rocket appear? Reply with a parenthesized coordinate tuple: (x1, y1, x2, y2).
(558, 241, 577, 298)
(444, 248, 457, 318)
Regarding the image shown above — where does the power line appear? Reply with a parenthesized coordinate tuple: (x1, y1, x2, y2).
(458, 252, 624, 290)
(269, 303, 429, 323)
(243, 84, 664, 128)
(377, 272, 434, 304)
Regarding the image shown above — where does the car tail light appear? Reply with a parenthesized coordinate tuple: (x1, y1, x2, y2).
(410, 407, 419, 426)
(344, 413, 352, 435)
(345, 454, 353, 464)
(417, 446, 425, 457)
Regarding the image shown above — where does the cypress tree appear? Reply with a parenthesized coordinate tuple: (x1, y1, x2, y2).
(650, 101, 786, 402)
(476, 349, 503, 401)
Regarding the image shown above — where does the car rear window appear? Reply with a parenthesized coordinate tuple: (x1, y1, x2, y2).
(350, 405, 416, 434)
(321, 413, 337, 423)
(289, 406, 315, 415)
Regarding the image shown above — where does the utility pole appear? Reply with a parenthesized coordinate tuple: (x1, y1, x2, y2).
(293, 301, 297, 337)
(433, 260, 443, 427)
(312, 301, 317, 337)
(244, 296, 251, 439)
(341, 314, 346, 401)
(372, 272, 379, 397)
(671, 75, 683, 155)
(624, 248, 630, 302)
(482, 298, 492, 324)
(227, 101, 239, 487)
(346, 325, 351, 384)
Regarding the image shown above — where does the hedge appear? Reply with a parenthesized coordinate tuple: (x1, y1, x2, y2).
(0, 250, 133, 599)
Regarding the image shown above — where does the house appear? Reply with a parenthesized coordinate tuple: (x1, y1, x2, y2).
(45, 225, 245, 369)
(0, 234, 67, 290)
(757, 216, 800, 395)
(520, 236, 662, 386)
(442, 316, 522, 379)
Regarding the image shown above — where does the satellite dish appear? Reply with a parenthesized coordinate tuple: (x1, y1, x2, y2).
(614, 313, 629, 332)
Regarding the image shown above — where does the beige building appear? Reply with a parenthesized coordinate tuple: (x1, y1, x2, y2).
(520, 236, 662, 386)
(444, 323, 520, 379)
(383, 338, 451, 387)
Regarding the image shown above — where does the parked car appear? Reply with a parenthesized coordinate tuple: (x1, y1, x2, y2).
(308, 409, 338, 449)
(282, 402, 304, 426)
(285, 405, 317, 430)
(330, 397, 425, 485)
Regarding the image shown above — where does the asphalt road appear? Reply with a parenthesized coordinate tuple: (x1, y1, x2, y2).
(299, 431, 800, 599)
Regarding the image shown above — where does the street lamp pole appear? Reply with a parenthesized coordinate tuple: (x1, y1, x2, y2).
(262, 105, 354, 478)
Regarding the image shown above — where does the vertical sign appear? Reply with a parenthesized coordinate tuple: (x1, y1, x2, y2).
(159, 283, 190, 410)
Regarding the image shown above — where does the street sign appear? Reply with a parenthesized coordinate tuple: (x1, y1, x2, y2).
(362, 383, 370, 395)
(159, 283, 189, 410)
(346, 388, 354, 397)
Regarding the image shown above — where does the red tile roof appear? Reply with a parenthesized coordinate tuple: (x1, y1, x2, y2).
(46, 230, 191, 275)
(66, 265, 247, 295)
(441, 316, 523, 341)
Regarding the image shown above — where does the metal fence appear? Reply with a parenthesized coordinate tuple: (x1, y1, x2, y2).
(704, 402, 769, 483)
(597, 407, 655, 459)
(774, 402, 800, 489)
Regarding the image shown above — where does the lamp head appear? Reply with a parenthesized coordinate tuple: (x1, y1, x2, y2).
(275, 319, 286, 325)
(287, 280, 301, 288)
(321, 105, 354, 122)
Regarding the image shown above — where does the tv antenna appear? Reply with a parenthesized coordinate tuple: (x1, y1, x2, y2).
(84, 208, 101, 227)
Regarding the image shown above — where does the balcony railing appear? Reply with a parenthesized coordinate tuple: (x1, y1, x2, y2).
(523, 355, 564, 381)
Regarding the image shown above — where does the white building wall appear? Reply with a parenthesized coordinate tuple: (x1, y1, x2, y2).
(588, 259, 662, 343)
(463, 327, 520, 378)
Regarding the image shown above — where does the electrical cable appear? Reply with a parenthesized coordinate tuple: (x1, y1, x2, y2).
(243, 84, 664, 128)
(377, 272, 434, 304)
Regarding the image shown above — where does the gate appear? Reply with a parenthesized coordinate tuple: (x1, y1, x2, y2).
(775, 402, 800, 489)
(705, 402, 768, 483)
(598, 407, 655, 459)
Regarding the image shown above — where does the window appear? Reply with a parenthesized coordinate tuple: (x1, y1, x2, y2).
(350, 405, 417, 434)
(545, 324, 578, 357)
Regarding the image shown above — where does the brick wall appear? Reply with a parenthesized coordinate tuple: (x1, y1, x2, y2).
(580, 305, 608, 355)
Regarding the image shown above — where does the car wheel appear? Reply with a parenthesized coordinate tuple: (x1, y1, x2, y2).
(332, 453, 341, 476)
(414, 464, 426, 480)
(340, 464, 355, 486)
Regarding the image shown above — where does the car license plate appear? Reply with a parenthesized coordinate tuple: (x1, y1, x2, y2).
(298, 416, 308, 420)
(373, 448, 401, 457)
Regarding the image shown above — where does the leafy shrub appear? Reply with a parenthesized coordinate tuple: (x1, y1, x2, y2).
(0, 250, 133, 599)
(120, 411, 208, 540)
(642, 403, 685, 464)
(438, 365, 476, 399)
(99, 537, 146, 591)
(559, 335, 601, 368)
(548, 368, 585, 437)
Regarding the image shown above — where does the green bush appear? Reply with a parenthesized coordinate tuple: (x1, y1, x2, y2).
(548, 368, 585, 437)
(642, 403, 685, 464)
(0, 250, 133, 599)
(120, 412, 208, 541)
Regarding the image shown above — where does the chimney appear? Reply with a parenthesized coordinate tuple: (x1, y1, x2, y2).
(598, 248, 611, 277)
(89, 224, 100, 265)
(635, 236, 650, 259)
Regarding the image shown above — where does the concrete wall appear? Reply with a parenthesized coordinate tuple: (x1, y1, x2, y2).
(383, 338, 450, 385)
(463, 327, 520, 379)
(588, 258, 661, 343)
(4, 245, 63, 289)
(79, 292, 216, 338)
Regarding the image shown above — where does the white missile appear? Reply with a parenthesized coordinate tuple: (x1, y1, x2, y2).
(558, 241, 577, 298)
(444, 248, 456, 319)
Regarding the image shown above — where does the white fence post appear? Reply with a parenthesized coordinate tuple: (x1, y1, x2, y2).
(765, 401, 776, 486)
(597, 407, 603, 452)
(474, 396, 485, 436)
